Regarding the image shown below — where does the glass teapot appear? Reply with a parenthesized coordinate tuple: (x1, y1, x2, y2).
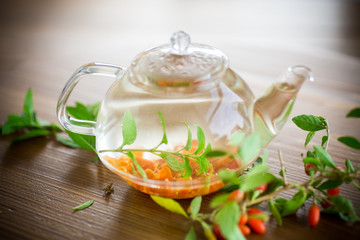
(57, 31, 312, 199)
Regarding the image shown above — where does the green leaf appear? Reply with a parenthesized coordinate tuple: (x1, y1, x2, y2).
(231, 131, 245, 146)
(217, 169, 238, 183)
(317, 179, 343, 190)
(150, 195, 188, 218)
(23, 89, 36, 123)
(127, 151, 147, 180)
(238, 133, 261, 165)
(181, 157, 192, 178)
(87, 102, 100, 120)
(72, 200, 94, 210)
(183, 122, 192, 151)
(66, 130, 96, 152)
(240, 172, 276, 192)
(194, 125, 205, 154)
(314, 145, 336, 168)
(1, 114, 28, 135)
(346, 107, 360, 118)
(157, 111, 168, 145)
(292, 114, 327, 131)
(215, 202, 244, 240)
(195, 155, 210, 175)
(67, 102, 95, 121)
(345, 159, 355, 173)
(281, 191, 306, 216)
(331, 195, 359, 222)
(302, 157, 321, 167)
(120, 110, 137, 148)
(210, 193, 230, 208)
(160, 153, 184, 171)
(338, 136, 360, 150)
(11, 129, 51, 144)
(305, 131, 315, 147)
(205, 150, 227, 157)
(56, 134, 80, 148)
(185, 226, 196, 240)
(189, 196, 202, 217)
(321, 136, 328, 148)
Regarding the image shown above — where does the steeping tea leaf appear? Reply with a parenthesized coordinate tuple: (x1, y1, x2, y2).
(120, 110, 137, 149)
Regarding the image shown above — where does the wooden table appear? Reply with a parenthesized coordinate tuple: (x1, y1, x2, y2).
(1, 0, 359, 239)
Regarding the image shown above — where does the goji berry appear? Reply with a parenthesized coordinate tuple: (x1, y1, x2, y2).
(304, 164, 317, 176)
(212, 224, 225, 240)
(239, 214, 248, 225)
(227, 190, 244, 202)
(327, 187, 340, 196)
(308, 205, 320, 227)
(248, 218, 266, 234)
(256, 183, 267, 193)
(238, 224, 251, 236)
(247, 208, 263, 215)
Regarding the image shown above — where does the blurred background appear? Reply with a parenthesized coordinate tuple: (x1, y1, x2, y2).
(0, 0, 359, 122)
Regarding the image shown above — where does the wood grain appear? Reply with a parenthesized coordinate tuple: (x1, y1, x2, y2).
(1, 0, 360, 239)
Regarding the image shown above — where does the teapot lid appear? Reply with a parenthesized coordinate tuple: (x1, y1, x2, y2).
(130, 31, 228, 93)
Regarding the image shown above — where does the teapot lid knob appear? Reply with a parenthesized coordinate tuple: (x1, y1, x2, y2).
(170, 31, 191, 55)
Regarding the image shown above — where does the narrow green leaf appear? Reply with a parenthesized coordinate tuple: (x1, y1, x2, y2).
(240, 172, 276, 192)
(281, 191, 306, 216)
(23, 89, 36, 123)
(157, 111, 168, 145)
(215, 202, 244, 240)
(231, 131, 245, 146)
(205, 150, 227, 157)
(67, 130, 96, 152)
(121, 110, 137, 148)
(338, 136, 360, 150)
(346, 107, 360, 118)
(72, 200, 94, 210)
(190, 196, 202, 217)
(317, 179, 343, 190)
(195, 155, 210, 175)
(11, 129, 51, 144)
(331, 195, 359, 222)
(55, 133, 80, 148)
(345, 159, 355, 173)
(321, 135, 328, 148)
(292, 114, 327, 131)
(194, 125, 205, 154)
(181, 157, 193, 178)
(200, 221, 216, 240)
(160, 153, 184, 171)
(302, 157, 321, 167)
(150, 195, 188, 218)
(314, 145, 336, 168)
(127, 151, 147, 180)
(185, 226, 196, 240)
(217, 169, 238, 183)
(67, 102, 94, 121)
(210, 193, 230, 208)
(182, 122, 192, 151)
(305, 131, 315, 147)
(238, 133, 261, 165)
(1, 114, 28, 135)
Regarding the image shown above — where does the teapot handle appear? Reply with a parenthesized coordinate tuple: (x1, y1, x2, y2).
(57, 62, 125, 135)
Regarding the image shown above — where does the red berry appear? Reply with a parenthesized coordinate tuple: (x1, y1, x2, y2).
(308, 205, 320, 227)
(227, 190, 244, 202)
(247, 208, 263, 215)
(256, 184, 268, 193)
(305, 164, 317, 176)
(239, 215, 248, 225)
(238, 224, 251, 236)
(212, 224, 225, 240)
(248, 219, 266, 234)
(327, 187, 340, 196)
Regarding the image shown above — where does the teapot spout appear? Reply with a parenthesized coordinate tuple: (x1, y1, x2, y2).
(254, 65, 313, 147)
